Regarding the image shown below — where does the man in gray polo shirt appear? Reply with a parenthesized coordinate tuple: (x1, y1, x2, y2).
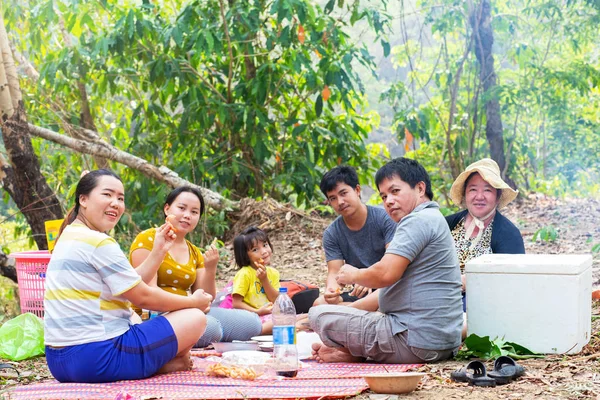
(313, 166, 396, 306)
(309, 158, 463, 363)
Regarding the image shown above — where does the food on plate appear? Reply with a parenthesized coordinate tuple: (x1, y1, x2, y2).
(205, 363, 260, 380)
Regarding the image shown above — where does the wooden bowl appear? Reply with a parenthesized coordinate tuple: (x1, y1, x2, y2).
(364, 372, 426, 394)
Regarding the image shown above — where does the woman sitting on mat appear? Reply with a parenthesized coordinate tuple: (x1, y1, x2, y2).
(129, 186, 263, 347)
(44, 169, 212, 383)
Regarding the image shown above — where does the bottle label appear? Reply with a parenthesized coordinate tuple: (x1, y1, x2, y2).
(273, 325, 295, 345)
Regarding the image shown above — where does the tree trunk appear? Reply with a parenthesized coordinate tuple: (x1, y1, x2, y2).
(0, 250, 17, 283)
(0, 16, 64, 251)
(471, 0, 516, 187)
(2, 105, 64, 250)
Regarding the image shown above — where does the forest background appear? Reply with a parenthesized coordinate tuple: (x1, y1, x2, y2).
(0, 0, 599, 256)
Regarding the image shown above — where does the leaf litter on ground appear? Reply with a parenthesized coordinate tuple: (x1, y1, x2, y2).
(2, 194, 600, 399)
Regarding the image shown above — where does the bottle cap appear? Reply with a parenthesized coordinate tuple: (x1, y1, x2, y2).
(279, 287, 288, 293)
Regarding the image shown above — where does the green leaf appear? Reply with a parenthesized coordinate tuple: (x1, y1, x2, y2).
(456, 334, 544, 361)
(80, 13, 95, 30)
(324, 0, 335, 14)
(205, 31, 214, 52)
(306, 143, 315, 163)
(297, 4, 307, 24)
(315, 94, 323, 117)
(381, 40, 390, 57)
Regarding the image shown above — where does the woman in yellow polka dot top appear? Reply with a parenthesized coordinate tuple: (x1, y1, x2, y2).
(129, 187, 262, 347)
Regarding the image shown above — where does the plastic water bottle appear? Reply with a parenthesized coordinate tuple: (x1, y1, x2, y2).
(272, 287, 298, 378)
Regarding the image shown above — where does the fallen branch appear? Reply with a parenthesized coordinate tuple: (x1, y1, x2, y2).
(568, 352, 600, 363)
(27, 123, 237, 211)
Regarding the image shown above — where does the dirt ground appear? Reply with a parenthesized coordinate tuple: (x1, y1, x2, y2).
(1, 194, 600, 399)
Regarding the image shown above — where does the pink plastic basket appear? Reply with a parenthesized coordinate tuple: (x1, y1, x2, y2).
(10, 250, 50, 318)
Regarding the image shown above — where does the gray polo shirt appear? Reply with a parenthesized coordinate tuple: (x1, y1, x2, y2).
(379, 201, 463, 350)
(323, 205, 397, 268)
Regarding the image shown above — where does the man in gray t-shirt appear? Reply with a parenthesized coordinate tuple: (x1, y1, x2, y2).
(314, 166, 396, 306)
(309, 158, 463, 364)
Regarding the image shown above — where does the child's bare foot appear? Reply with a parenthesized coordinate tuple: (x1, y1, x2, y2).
(157, 353, 193, 374)
(311, 343, 362, 363)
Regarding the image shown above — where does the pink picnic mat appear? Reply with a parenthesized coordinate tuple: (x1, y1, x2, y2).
(7, 359, 421, 399)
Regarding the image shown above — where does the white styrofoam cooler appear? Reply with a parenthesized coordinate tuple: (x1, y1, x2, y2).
(465, 254, 592, 354)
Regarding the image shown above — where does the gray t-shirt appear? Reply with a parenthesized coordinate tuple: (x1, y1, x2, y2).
(323, 205, 397, 268)
(379, 201, 463, 351)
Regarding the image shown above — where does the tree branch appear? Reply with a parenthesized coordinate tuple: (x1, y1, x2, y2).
(26, 123, 237, 211)
(9, 44, 40, 81)
(218, 0, 234, 103)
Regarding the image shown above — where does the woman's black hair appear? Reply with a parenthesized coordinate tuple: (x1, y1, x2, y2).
(163, 186, 205, 217)
(57, 169, 122, 238)
(233, 226, 273, 268)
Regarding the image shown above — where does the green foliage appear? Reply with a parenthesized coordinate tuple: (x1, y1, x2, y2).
(383, 0, 600, 200)
(0, 219, 38, 253)
(455, 334, 544, 361)
(532, 225, 558, 243)
(592, 243, 600, 253)
(2, 0, 395, 239)
(5, 0, 391, 198)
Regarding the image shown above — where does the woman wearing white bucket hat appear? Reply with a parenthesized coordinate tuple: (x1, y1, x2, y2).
(445, 159, 525, 312)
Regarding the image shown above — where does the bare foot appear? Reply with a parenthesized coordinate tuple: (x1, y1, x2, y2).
(311, 343, 362, 363)
(157, 353, 193, 374)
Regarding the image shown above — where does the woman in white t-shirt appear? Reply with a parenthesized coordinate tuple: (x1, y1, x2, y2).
(44, 169, 212, 383)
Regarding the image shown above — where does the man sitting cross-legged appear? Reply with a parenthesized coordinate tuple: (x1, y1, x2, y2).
(313, 166, 397, 306)
(309, 158, 463, 364)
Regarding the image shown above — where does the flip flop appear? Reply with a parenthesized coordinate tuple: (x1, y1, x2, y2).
(0, 363, 20, 376)
(487, 356, 525, 384)
(450, 360, 496, 387)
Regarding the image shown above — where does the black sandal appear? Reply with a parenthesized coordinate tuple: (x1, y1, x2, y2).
(450, 360, 496, 387)
(487, 356, 525, 384)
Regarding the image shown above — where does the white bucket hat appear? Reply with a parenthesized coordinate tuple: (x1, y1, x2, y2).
(450, 158, 518, 209)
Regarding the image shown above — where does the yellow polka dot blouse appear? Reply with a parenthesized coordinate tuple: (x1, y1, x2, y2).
(129, 228, 205, 297)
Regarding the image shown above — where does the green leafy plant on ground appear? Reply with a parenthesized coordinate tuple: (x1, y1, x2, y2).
(455, 334, 544, 361)
(532, 225, 558, 243)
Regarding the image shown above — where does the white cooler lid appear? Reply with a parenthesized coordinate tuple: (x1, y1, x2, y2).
(465, 254, 592, 275)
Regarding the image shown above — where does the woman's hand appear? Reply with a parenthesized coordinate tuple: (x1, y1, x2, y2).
(191, 288, 213, 313)
(153, 223, 177, 254)
(203, 244, 219, 272)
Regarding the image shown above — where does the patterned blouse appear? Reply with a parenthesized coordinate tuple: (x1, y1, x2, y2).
(129, 228, 205, 296)
(450, 218, 494, 273)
